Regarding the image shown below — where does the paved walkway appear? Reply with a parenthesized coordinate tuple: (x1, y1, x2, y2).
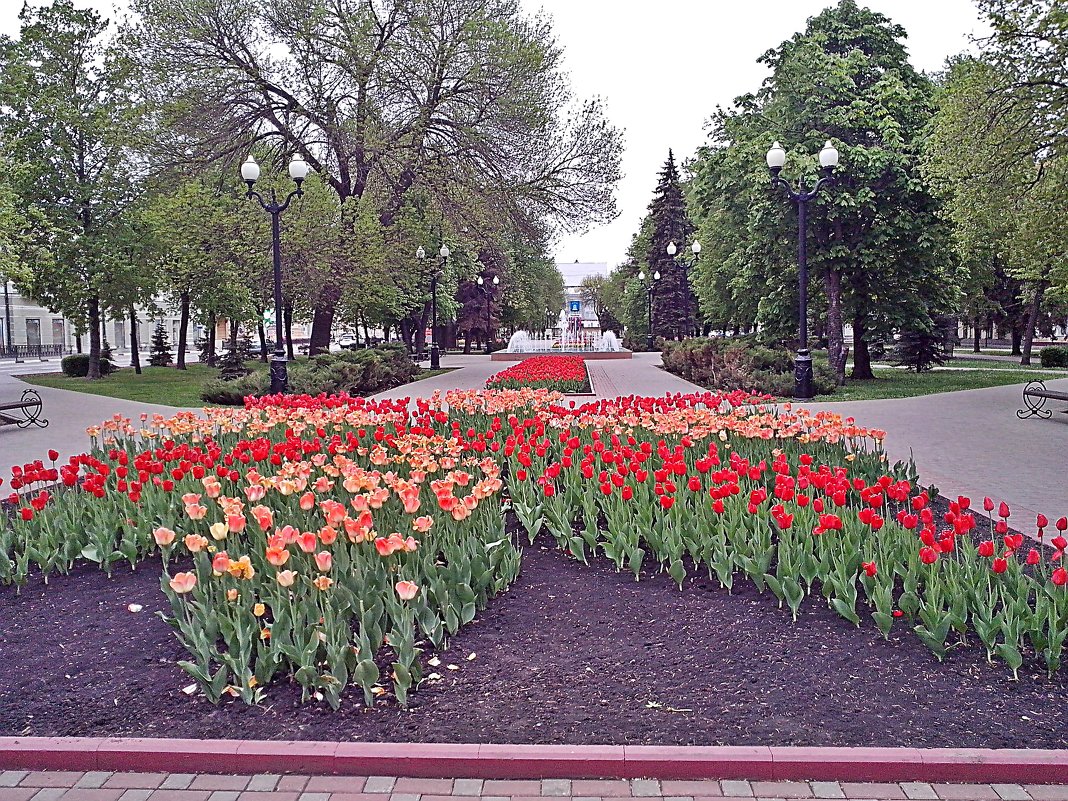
(1, 771, 1063, 801)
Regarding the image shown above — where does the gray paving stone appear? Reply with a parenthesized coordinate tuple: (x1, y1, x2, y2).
(722, 781, 755, 798)
(631, 780, 661, 797)
(297, 794, 331, 801)
(246, 777, 279, 793)
(901, 783, 939, 800)
(542, 780, 572, 797)
(159, 776, 196, 791)
(74, 774, 114, 790)
(29, 790, 65, 801)
(992, 786, 1032, 801)
(363, 778, 396, 795)
(663, 796, 696, 801)
(207, 793, 240, 801)
(0, 774, 28, 788)
(387, 794, 419, 801)
(452, 780, 482, 797)
(810, 782, 844, 799)
(118, 791, 153, 801)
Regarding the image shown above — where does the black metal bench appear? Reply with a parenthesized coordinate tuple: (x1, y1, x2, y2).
(0, 389, 49, 429)
(1018, 380, 1068, 420)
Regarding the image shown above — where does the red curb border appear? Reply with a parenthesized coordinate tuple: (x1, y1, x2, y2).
(2, 738, 1068, 783)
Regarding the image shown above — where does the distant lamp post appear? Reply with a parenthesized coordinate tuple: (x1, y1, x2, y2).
(418, 244, 450, 369)
(767, 139, 839, 401)
(637, 269, 661, 351)
(241, 153, 310, 394)
(666, 238, 702, 337)
(475, 274, 500, 354)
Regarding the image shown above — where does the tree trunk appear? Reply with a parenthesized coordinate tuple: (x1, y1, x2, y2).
(309, 288, 340, 355)
(850, 313, 875, 380)
(823, 268, 846, 385)
(972, 316, 981, 353)
(361, 312, 371, 347)
(1011, 324, 1023, 356)
(176, 290, 190, 370)
(206, 311, 216, 367)
(75, 333, 83, 354)
(87, 295, 102, 379)
(129, 307, 141, 375)
(463, 332, 472, 354)
(230, 319, 239, 353)
(257, 324, 268, 362)
(284, 303, 295, 360)
(1020, 282, 1048, 365)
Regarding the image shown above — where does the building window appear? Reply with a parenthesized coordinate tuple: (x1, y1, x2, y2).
(51, 319, 65, 348)
(114, 320, 125, 348)
(26, 318, 41, 347)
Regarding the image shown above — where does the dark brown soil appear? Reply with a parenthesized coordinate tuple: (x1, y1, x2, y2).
(2, 529, 1067, 748)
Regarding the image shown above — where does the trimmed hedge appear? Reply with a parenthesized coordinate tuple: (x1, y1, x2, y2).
(60, 353, 115, 377)
(1040, 346, 1068, 368)
(661, 337, 837, 397)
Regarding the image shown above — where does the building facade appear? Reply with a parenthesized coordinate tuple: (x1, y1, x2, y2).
(557, 261, 609, 333)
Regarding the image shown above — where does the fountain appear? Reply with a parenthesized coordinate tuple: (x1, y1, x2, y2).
(495, 314, 631, 360)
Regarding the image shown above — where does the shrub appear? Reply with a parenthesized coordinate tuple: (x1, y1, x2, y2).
(892, 328, 946, 373)
(661, 337, 836, 397)
(60, 353, 114, 377)
(1040, 346, 1068, 368)
(199, 371, 270, 405)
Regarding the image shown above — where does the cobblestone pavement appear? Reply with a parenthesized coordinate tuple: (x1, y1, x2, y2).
(1, 772, 1064, 801)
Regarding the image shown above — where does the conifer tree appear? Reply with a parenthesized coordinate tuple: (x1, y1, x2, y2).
(148, 321, 173, 366)
(644, 151, 696, 340)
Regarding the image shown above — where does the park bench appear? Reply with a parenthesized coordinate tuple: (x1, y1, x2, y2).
(1017, 379, 1068, 420)
(0, 389, 49, 429)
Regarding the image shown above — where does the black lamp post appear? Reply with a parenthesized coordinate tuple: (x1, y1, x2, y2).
(766, 139, 839, 401)
(637, 269, 661, 351)
(476, 274, 499, 354)
(417, 244, 449, 369)
(666, 239, 701, 338)
(241, 154, 310, 394)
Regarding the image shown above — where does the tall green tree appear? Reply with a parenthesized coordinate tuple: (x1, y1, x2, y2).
(0, 0, 143, 378)
(643, 151, 696, 340)
(129, 0, 623, 353)
(689, 0, 954, 382)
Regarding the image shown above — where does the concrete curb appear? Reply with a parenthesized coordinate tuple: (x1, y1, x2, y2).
(2, 738, 1068, 783)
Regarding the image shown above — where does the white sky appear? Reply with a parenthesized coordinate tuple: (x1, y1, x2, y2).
(1, 0, 989, 268)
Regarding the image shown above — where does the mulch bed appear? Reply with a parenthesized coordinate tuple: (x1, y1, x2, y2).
(2, 520, 1067, 748)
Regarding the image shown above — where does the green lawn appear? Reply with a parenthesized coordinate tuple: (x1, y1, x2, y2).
(939, 357, 1067, 371)
(20, 362, 458, 408)
(825, 367, 1051, 402)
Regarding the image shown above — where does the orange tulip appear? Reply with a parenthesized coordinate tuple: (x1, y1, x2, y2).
(313, 575, 333, 591)
(265, 546, 290, 566)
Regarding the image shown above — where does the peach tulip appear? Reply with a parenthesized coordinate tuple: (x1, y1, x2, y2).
(313, 575, 333, 591)
(184, 534, 209, 553)
(153, 526, 176, 547)
(319, 525, 338, 545)
(314, 551, 333, 572)
(297, 531, 318, 553)
(265, 546, 290, 567)
(412, 516, 434, 533)
(185, 503, 208, 521)
(395, 580, 419, 601)
(212, 552, 231, 573)
(168, 572, 197, 594)
(299, 491, 316, 511)
(251, 505, 273, 531)
(228, 514, 247, 533)
(276, 569, 297, 587)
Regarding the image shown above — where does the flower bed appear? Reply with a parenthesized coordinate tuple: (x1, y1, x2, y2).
(485, 355, 591, 393)
(4, 388, 1068, 718)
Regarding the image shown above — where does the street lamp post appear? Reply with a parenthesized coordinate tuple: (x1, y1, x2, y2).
(637, 269, 661, 351)
(241, 154, 310, 394)
(666, 239, 701, 338)
(476, 274, 500, 354)
(766, 140, 839, 401)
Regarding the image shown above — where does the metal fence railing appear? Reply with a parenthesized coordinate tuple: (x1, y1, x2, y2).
(0, 344, 70, 362)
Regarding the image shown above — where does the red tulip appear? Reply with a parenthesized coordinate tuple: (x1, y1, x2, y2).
(983, 497, 994, 512)
(19, 507, 33, 521)
(1027, 549, 1041, 565)
(1053, 535, 1068, 552)
(659, 495, 675, 510)
(1053, 567, 1068, 586)
(47, 449, 59, 462)
(861, 561, 877, 577)
(978, 541, 995, 558)
(1057, 517, 1068, 532)
(998, 501, 1010, 518)
(1037, 514, 1049, 528)
(992, 558, 1007, 574)
(919, 546, 938, 564)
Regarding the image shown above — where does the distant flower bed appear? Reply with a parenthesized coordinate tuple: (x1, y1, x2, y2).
(486, 355, 591, 393)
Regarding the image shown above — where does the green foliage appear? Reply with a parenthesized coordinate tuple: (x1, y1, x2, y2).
(148, 321, 173, 367)
(61, 353, 114, 377)
(200, 371, 270, 405)
(661, 337, 836, 397)
(892, 329, 947, 373)
(1040, 346, 1068, 368)
(288, 345, 419, 397)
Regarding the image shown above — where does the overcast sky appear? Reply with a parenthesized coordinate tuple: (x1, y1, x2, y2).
(1, 0, 989, 269)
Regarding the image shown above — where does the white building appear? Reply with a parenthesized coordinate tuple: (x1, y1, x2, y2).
(0, 279, 194, 358)
(557, 261, 609, 333)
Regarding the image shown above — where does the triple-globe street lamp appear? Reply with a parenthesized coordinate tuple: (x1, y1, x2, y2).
(475, 274, 500, 354)
(766, 139, 839, 401)
(636, 269, 661, 351)
(241, 153, 311, 394)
